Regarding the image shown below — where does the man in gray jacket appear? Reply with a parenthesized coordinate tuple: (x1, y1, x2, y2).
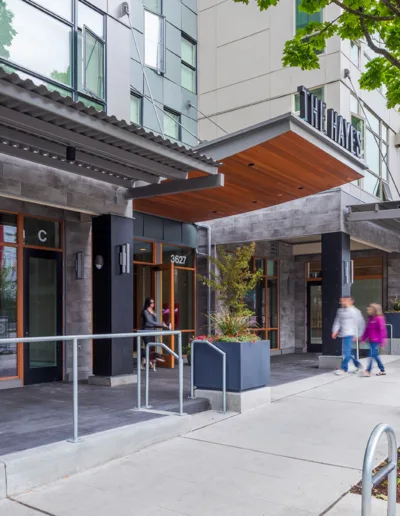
(332, 296, 365, 375)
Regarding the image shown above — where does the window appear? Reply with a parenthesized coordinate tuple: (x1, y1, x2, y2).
(360, 105, 390, 199)
(0, 0, 72, 88)
(294, 86, 324, 113)
(78, 2, 105, 102)
(350, 41, 360, 68)
(246, 257, 280, 350)
(0, 0, 106, 110)
(130, 93, 142, 125)
(295, 0, 322, 30)
(164, 108, 180, 141)
(143, 0, 162, 14)
(181, 36, 196, 93)
(350, 95, 365, 159)
(144, 10, 165, 72)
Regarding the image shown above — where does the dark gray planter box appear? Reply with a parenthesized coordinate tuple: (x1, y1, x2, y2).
(193, 340, 270, 393)
(384, 312, 400, 338)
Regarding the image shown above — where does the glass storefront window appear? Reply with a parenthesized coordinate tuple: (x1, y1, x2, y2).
(268, 329, 278, 350)
(174, 269, 194, 330)
(133, 241, 154, 263)
(0, 246, 17, 378)
(0, 213, 17, 243)
(163, 245, 194, 268)
(267, 279, 278, 328)
(255, 258, 264, 274)
(24, 218, 60, 248)
(1, 0, 72, 87)
(267, 260, 277, 277)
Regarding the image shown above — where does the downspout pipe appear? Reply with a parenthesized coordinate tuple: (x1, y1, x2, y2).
(196, 223, 212, 335)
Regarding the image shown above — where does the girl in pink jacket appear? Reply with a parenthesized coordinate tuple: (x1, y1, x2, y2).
(361, 304, 387, 377)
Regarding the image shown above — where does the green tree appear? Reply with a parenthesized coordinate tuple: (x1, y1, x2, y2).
(198, 242, 264, 317)
(0, 1, 17, 60)
(50, 66, 72, 87)
(233, 0, 400, 108)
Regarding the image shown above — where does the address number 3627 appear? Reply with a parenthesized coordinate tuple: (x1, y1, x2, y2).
(170, 255, 187, 265)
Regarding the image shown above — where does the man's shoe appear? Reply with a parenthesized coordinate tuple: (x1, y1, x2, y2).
(335, 370, 347, 376)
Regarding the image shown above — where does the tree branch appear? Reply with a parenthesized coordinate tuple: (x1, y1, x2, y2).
(360, 18, 400, 69)
(331, 0, 396, 20)
(379, 0, 400, 16)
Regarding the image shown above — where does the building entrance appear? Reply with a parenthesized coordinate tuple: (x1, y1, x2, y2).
(23, 248, 63, 385)
(133, 241, 196, 368)
(307, 282, 322, 353)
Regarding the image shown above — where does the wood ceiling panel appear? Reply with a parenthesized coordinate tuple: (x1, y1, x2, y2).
(134, 130, 363, 223)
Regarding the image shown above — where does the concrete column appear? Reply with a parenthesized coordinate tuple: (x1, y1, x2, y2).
(90, 214, 134, 385)
(320, 232, 351, 368)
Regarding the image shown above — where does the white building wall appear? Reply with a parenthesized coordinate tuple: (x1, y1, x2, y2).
(198, 0, 400, 198)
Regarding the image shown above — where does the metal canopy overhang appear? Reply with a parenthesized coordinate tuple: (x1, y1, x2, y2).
(0, 69, 220, 196)
(347, 200, 400, 233)
(135, 113, 366, 223)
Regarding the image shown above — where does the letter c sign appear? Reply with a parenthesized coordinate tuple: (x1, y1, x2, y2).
(38, 230, 47, 243)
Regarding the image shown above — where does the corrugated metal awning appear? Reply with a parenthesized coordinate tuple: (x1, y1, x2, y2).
(0, 69, 220, 192)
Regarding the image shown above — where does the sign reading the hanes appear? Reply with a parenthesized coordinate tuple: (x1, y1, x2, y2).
(297, 86, 362, 159)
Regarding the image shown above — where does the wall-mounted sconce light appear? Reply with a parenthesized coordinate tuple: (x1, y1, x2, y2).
(95, 255, 104, 270)
(75, 251, 84, 280)
(119, 243, 130, 274)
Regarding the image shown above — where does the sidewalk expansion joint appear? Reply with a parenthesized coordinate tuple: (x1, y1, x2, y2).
(183, 437, 362, 472)
(9, 498, 57, 516)
(319, 491, 349, 515)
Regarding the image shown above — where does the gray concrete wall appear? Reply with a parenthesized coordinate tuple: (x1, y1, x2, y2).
(205, 190, 342, 245)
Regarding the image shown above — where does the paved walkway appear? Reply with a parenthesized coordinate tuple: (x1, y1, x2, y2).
(2, 355, 400, 515)
(0, 354, 322, 455)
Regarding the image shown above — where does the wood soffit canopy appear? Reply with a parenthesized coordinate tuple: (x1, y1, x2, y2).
(135, 114, 366, 223)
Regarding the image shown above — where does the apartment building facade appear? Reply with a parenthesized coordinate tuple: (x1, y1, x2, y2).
(197, 0, 400, 365)
(0, 0, 209, 388)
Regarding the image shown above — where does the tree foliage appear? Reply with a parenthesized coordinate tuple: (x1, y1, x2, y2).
(233, 0, 400, 108)
(198, 242, 264, 317)
(0, 1, 17, 60)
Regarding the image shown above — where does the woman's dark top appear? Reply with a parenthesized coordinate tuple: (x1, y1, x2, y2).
(141, 309, 164, 330)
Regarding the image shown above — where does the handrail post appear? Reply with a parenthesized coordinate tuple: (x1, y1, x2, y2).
(72, 337, 79, 443)
(145, 343, 150, 408)
(362, 423, 398, 516)
(190, 340, 227, 413)
(222, 352, 226, 414)
(190, 340, 195, 399)
(178, 332, 183, 416)
(137, 336, 141, 410)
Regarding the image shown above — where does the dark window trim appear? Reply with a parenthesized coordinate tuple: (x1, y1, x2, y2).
(163, 107, 181, 141)
(181, 33, 197, 93)
(143, 8, 166, 74)
(130, 90, 143, 126)
(1, 0, 107, 110)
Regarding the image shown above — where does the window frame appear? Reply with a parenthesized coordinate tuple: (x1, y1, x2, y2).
(181, 34, 197, 93)
(0, 0, 107, 110)
(351, 98, 390, 199)
(163, 107, 181, 142)
(82, 24, 106, 101)
(294, 0, 324, 56)
(350, 41, 361, 68)
(144, 8, 166, 74)
(294, 86, 324, 114)
(130, 91, 143, 126)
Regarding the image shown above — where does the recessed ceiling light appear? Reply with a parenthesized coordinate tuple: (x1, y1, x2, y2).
(248, 163, 255, 167)
(252, 200, 258, 204)
(211, 210, 217, 214)
(42, 152, 49, 156)
(298, 187, 304, 190)
(33, 149, 39, 154)
(23, 146, 29, 151)
(77, 163, 83, 167)
(52, 155, 58, 159)
(2, 140, 8, 145)
(12, 143, 19, 148)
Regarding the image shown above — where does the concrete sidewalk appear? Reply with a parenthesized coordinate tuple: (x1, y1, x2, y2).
(3, 356, 400, 516)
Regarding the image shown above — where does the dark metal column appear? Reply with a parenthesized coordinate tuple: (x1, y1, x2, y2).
(321, 232, 351, 356)
(92, 214, 134, 377)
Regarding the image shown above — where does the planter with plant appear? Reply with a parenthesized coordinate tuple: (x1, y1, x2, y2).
(385, 297, 400, 342)
(193, 243, 271, 393)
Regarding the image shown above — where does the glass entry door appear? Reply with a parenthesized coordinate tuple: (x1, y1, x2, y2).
(307, 282, 322, 353)
(23, 248, 63, 384)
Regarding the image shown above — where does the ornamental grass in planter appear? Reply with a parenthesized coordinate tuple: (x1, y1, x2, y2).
(193, 243, 270, 392)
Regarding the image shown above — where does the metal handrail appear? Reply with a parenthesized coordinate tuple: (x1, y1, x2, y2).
(190, 339, 226, 413)
(145, 342, 183, 415)
(0, 330, 183, 443)
(386, 324, 393, 355)
(362, 423, 398, 516)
